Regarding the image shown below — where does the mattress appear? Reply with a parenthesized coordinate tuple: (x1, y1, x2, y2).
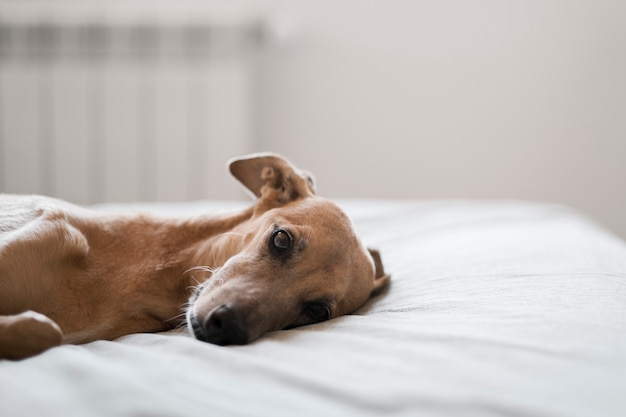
(1, 199, 625, 417)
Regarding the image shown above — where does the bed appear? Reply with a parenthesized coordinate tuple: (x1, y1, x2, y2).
(1, 199, 625, 417)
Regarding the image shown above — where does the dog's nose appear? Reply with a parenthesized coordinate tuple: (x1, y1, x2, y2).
(201, 304, 249, 345)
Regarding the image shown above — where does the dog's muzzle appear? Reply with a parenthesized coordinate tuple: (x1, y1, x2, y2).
(188, 304, 249, 346)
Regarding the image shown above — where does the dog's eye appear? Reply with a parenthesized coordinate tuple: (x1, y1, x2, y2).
(270, 229, 292, 255)
(305, 303, 331, 322)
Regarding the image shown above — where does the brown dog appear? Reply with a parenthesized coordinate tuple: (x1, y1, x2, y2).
(0, 154, 390, 360)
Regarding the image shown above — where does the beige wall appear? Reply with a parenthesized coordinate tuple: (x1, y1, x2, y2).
(252, 0, 626, 238)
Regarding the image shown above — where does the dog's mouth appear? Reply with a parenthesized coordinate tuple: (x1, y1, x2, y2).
(185, 281, 207, 341)
(187, 309, 205, 341)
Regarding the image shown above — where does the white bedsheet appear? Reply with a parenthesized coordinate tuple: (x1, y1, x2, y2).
(1, 200, 625, 417)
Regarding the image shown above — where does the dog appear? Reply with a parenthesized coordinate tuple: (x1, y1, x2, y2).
(0, 153, 390, 360)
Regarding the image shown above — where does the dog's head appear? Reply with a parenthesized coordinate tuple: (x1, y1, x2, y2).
(186, 153, 390, 345)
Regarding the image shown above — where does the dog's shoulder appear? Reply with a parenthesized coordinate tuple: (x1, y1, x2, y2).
(0, 194, 90, 266)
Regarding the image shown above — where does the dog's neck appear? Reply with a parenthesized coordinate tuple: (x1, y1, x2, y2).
(127, 204, 259, 290)
(152, 205, 256, 271)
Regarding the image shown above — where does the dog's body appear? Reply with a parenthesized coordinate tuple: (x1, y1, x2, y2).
(0, 154, 389, 360)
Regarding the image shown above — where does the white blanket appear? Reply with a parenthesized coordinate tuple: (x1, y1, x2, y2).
(1, 200, 625, 417)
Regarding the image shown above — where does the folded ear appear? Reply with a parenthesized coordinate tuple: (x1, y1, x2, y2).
(228, 153, 316, 205)
(368, 248, 391, 296)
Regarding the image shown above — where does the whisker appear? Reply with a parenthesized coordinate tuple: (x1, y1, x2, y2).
(219, 232, 244, 237)
(165, 312, 187, 323)
(174, 321, 188, 330)
(184, 265, 217, 275)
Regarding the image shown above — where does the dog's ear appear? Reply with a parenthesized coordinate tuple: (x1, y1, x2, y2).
(368, 248, 391, 296)
(229, 153, 316, 205)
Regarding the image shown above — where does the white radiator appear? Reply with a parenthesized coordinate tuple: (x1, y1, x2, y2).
(0, 8, 263, 203)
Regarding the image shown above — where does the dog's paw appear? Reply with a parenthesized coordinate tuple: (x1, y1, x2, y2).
(0, 311, 63, 360)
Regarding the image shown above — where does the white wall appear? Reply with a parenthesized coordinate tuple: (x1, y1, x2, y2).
(1, 0, 625, 239)
(251, 0, 626, 238)
(0, 1, 256, 202)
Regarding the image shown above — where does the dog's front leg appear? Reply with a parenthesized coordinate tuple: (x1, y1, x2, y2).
(0, 311, 63, 360)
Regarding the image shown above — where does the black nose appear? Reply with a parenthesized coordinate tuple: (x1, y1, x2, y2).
(198, 304, 249, 345)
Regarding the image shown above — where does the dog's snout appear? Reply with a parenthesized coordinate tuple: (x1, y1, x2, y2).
(200, 304, 249, 346)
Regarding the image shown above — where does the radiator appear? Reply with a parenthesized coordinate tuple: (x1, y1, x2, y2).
(0, 8, 263, 203)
